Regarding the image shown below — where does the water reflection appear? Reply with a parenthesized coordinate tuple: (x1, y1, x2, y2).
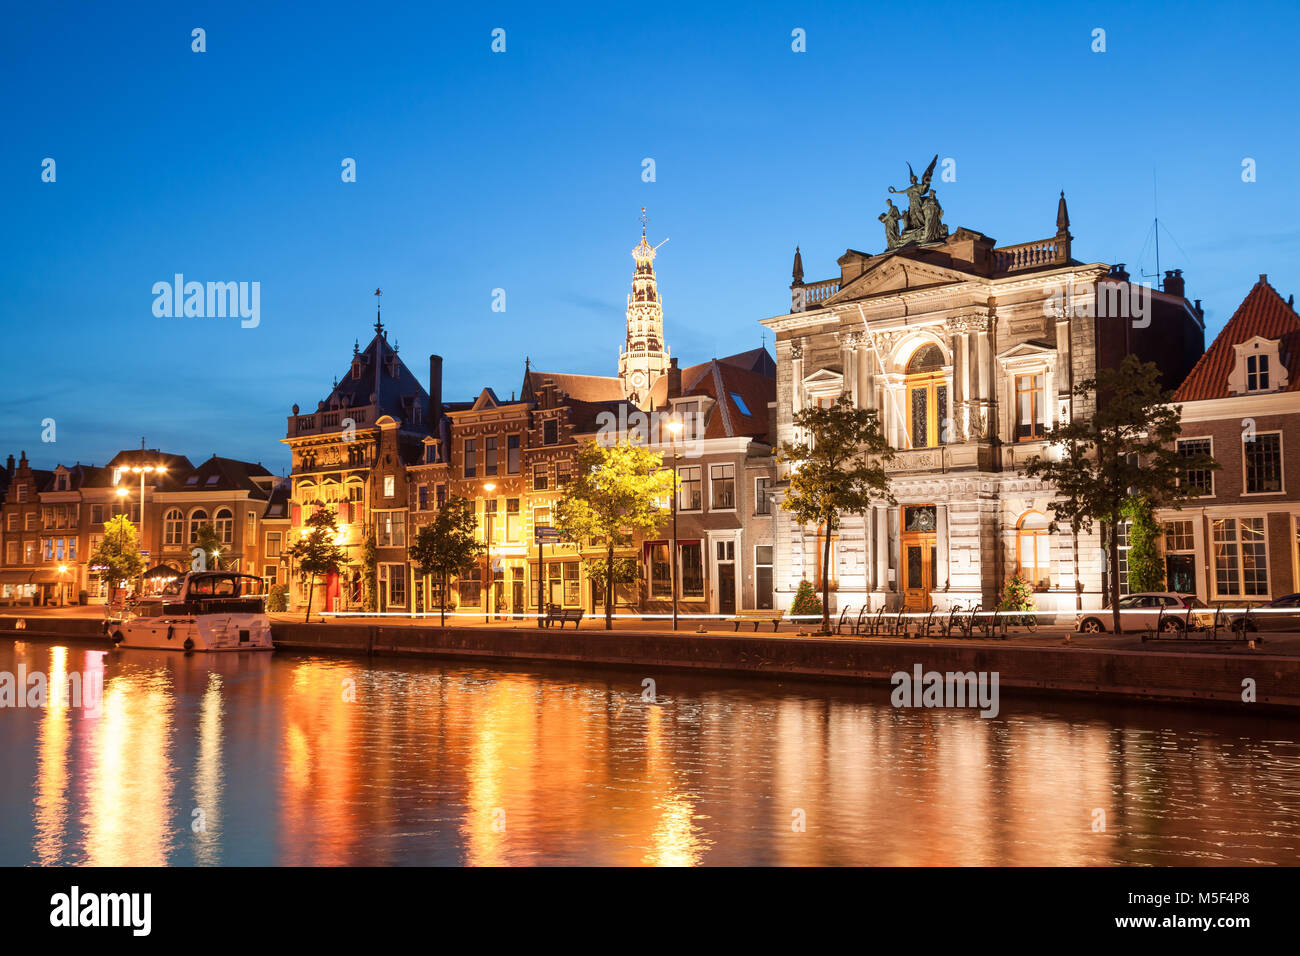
(3, 639, 1299, 866)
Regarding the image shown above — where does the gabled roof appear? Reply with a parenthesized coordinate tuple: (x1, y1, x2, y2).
(1173, 276, 1300, 402)
(522, 370, 624, 404)
(684, 361, 776, 441)
(262, 481, 291, 520)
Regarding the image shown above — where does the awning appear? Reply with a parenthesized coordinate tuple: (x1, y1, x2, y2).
(144, 563, 183, 579)
(0, 569, 61, 585)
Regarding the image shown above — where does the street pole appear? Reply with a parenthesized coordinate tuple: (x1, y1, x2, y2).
(666, 418, 683, 632)
(483, 482, 496, 623)
(536, 532, 543, 627)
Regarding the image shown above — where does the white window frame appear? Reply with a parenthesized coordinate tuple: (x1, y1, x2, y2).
(1242, 430, 1284, 496)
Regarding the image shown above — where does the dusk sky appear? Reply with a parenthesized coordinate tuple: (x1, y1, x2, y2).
(4, 0, 1298, 474)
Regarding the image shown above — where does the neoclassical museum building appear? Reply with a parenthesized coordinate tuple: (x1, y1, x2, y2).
(761, 158, 1206, 617)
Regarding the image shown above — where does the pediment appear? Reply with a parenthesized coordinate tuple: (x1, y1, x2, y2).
(826, 254, 974, 305)
(997, 340, 1056, 361)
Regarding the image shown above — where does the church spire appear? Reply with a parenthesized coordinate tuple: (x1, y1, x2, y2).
(619, 208, 671, 407)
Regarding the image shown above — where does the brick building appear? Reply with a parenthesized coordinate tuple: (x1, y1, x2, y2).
(1159, 276, 1300, 602)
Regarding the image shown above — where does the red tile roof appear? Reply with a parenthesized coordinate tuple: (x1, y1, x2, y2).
(1173, 276, 1300, 402)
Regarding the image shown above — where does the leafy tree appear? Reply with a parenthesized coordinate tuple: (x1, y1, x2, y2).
(1123, 495, 1165, 593)
(89, 514, 145, 605)
(779, 395, 894, 634)
(1024, 355, 1217, 633)
(789, 579, 823, 619)
(408, 496, 484, 625)
(265, 584, 288, 613)
(554, 439, 675, 630)
(362, 533, 378, 612)
(190, 522, 224, 571)
(285, 507, 348, 623)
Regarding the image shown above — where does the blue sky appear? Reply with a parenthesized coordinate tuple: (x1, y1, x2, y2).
(3, 0, 1298, 474)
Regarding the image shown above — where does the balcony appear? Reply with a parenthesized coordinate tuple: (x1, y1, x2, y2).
(287, 405, 375, 438)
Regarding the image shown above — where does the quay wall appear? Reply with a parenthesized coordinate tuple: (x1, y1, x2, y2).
(4, 615, 1297, 711)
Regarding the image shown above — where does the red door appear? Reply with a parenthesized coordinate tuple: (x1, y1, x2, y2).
(324, 570, 340, 612)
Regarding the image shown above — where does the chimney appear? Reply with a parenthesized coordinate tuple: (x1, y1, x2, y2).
(428, 354, 443, 427)
(667, 357, 682, 399)
(1163, 269, 1185, 298)
(5, 455, 13, 480)
(1108, 263, 1129, 282)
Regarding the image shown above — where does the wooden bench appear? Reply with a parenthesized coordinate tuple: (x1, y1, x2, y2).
(730, 609, 785, 632)
(543, 605, 584, 629)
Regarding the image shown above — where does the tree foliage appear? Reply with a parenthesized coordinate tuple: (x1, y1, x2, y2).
(408, 496, 484, 625)
(789, 579, 823, 618)
(554, 439, 675, 629)
(779, 395, 894, 633)
(1024, 354, 1216, 632)
(190, 522, 224, 571)
(1122, 494, 1165, 593)
(285, 507, 348, 623)
(89, 514, 145, 600)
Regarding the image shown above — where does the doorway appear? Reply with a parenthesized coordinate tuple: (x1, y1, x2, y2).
(901, 505, 937, 611)
(714, 538, 737, 614)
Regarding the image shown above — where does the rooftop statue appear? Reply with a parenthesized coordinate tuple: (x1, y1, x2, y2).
(883, 155, 949, 249)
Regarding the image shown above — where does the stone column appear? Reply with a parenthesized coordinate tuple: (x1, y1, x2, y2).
(936, 503, 949, 591)
(791, 341, 805, 414)
(874, 505, 888, 595)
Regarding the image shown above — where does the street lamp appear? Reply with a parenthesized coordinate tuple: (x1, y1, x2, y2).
(57, 564, 68, 607)
(482, 481, 497, 623)
(665, 418, 683, 631)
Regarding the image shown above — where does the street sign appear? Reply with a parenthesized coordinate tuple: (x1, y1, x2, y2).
(534, 525, 562, 543)
(491, 557, 504, 572)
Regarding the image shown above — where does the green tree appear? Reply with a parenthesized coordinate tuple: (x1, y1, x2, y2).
(779, 395, 894, 634)
(408, 496, 484, 626)
(362, 533, 379, 612)
(285, 508, 348, 623)
(89, 514, 145, 605)
(1123, 494, 1165, 593)
(1024, 354, 1217, 633)
(554, 439, 675, 630)
(190, 522, 224, 571)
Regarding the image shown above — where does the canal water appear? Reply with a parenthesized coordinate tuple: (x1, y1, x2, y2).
(1, 638, 1298, 866)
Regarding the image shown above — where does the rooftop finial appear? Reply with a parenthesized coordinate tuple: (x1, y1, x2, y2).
(792, 245, 804, 284)
(639, 206, 648, 238)
(374, 288, 384, 335)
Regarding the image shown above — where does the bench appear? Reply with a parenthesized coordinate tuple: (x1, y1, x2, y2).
(730, 609, 785, 632)
(543, 605, 584, 629)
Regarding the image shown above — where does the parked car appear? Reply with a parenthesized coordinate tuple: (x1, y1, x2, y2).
(1076, 593, 1210, 634)
(1227, 593, 1300, 633)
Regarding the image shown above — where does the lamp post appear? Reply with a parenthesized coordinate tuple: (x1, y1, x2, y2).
(483, 481, 496, 623)
(665, 418, 683, 631)
(128, 464, 166, 562)
(57, 564, 67, 607)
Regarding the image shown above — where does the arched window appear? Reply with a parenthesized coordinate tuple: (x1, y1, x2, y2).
(904, 343, 948, 448)
(163, 509, 184, 546)
(189, 509, 209, 544)
(1016, 511, 1051, 590)
(214, 508, 234, 544)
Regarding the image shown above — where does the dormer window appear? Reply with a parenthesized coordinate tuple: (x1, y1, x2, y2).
(351, 358, 362, 380)
(1229, 337, 1288, 395)
(1247, 354, 1269, 391)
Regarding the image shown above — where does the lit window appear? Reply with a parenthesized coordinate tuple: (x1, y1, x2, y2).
(1245, 432, 1282, 493)
(1016, 511, 1051, 590)
(1015, 373, 1045, 441)
(383, 475, 396, 498)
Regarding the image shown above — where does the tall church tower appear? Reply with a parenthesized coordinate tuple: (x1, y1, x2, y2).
(619, 210, 671, 406)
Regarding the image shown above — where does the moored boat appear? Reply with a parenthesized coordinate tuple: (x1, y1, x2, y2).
(108, 571, 273, 651)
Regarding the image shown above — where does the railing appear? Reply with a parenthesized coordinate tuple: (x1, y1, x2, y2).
(993, 238, 1065, 273)
(288, 406, 374, 437)
(794, 277, 840, 311)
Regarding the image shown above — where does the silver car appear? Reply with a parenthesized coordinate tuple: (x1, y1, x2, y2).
(1076, 593, 1209, 634)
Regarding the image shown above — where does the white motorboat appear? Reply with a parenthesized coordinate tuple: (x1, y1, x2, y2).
(109, 571, 274, 651)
